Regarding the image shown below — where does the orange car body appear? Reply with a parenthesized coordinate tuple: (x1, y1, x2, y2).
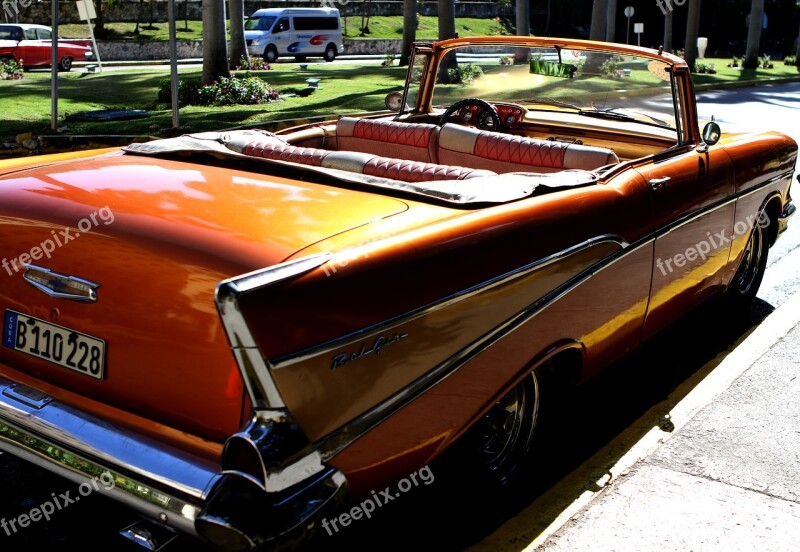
(0, 36, 795, 550)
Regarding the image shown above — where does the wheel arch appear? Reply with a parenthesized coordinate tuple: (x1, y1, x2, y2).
(761, 192, 784, 247)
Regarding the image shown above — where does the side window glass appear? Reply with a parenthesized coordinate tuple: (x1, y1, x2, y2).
(273, 18, 289, 34)
(38, 29, 52, 40)
(24, 29, 37, 40)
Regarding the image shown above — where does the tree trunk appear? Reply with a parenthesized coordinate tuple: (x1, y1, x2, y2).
(684, 0, 701, 70)
(605, 0, 617, 42)
(400, 0, 417, 66)
(516, 0, 530, 37)
(795, 21, 800, 62)
(228, 0, 249, 68)
(135, 0, 142, 35)
(437, 0, 458, 83)
(545, 0, 551, 34)
(589, 0, 607, 41)
(743, 0, 765, 69)
(93, 0, 106, 39)
(202, 0, 230, 85)
(663, 8, 673, 52)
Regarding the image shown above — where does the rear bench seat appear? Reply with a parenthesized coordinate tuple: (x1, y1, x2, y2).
(437, 124, 620, 173)
(230, 138, 496, 183)
(335, 117, 440, 163)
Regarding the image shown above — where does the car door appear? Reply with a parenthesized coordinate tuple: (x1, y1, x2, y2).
(638, 142, 734, 339)
(17, 28, 43, 66)
(271, 17, 291, 55)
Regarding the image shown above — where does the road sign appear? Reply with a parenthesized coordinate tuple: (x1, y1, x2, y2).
(76, 0, 102, 72)
(76, 0, 96, 21)
(634, 23, 644, 47)
(624, 6, 635, 44)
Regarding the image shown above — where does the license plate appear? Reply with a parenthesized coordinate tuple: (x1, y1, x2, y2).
(3, 310, 106, 380)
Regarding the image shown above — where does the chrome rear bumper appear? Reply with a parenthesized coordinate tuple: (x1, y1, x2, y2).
(0, 377, 348, 550)
(0, 378, 219, 538)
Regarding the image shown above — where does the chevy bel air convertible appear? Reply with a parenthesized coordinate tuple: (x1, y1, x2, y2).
(0, 36, 796, 550)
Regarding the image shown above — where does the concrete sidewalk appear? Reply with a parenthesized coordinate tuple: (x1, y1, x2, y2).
(533, 288, 800, 551)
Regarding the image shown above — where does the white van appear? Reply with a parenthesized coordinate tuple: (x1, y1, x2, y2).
(245, 8, 344, 63)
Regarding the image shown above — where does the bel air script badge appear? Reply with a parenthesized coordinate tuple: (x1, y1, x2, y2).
(331, 332, 409, 370)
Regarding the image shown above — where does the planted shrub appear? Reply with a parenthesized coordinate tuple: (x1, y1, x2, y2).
(0, 58, 23, 80)
(158, 75, 279, 106)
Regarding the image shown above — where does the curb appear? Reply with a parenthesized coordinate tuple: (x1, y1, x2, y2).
(470, 288, 800, 552)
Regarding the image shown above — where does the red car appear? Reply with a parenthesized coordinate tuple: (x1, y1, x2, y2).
(0, 23, 93, 71)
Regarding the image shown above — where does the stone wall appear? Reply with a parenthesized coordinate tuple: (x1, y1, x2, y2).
(92, 37, 403, 60)
(3, 1, 509, 25)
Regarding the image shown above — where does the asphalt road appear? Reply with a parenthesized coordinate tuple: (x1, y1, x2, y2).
(1, 82, 799, 552)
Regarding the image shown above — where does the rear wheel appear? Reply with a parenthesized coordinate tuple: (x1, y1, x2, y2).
(58, 57, 72, 72)
(263, 46, 278, 63)
(324, 44, 337, 62)
(723, 214, 769, 310)
(471, 370, 540, 488)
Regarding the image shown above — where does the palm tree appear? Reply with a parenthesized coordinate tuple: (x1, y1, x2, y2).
(437, 0, 458, 82)
(228, 0, 249, 68)
(605, 0, 617, 42)
(517, 0, 530, 37)
(589, 0, 607, 41)
(400, 0, 417, 66)
(744, 0, 765, 69)
(438, 0, 456, 40)
(663, 7, 673, 52)
(795, 20, 800, 62)
(684, 0, 701, 71)
(202, 0, 230, 85)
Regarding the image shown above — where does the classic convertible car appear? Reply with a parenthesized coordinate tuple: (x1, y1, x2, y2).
(0, 36, 796, 550)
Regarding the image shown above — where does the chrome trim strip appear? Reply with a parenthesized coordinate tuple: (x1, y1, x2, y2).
(214, 252, 332, 409)
(0, 378, 220, 538)
(22, 264, 100, 303)
(272, 234, 629, 369)
(313, 236, 643, 460)
(650, 169, 794, 240)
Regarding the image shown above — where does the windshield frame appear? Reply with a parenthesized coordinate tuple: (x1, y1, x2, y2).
(401, 37, 694, 144)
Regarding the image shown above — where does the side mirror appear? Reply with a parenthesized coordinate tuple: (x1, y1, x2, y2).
(702, 121, 721, 146)
(385, 91, 404, 112)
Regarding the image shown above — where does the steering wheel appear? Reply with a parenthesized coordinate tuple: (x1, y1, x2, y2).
(439, 98, 501, 131)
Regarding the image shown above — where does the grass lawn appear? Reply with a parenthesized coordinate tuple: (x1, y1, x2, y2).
(0, 55, 797, 146)
(341, 16, 507, 39)
(690, 57, 800, 85)
(59, 21, 204, 41)
(58, 16, 509, 41)
(0, 63, 407, 142)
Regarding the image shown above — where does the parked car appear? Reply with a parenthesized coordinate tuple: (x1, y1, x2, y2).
(0, 23, 93, 71)
(0, 35, 795, 551)
(245, 7, 343, 62)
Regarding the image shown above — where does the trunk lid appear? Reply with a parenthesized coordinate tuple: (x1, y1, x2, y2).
(0, 151, 409, 444)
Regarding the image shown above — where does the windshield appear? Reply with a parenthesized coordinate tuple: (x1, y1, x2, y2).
(429, 45, 678, 137)
(245, 16, 276, 31)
